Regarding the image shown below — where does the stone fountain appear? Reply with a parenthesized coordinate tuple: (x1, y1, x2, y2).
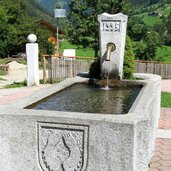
(0, 13, 161, 171)
(98, 13, 127, 80)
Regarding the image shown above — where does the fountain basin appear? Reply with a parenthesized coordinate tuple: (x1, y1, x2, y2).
(27, 82, 142, 114)
(0, 73, 161, 171)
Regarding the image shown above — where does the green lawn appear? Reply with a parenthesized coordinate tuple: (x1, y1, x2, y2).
(60, 40, 95, 57)
(0, 58, 7, 64)
(161, 92, 171, 108)
(143, 16, 162, 26)
(0, 70, 7, 76)
(136, 3, 171, 27)
(157, 46, 171, 62)
(0, 70, 7, 81)
(4, 81, 27, 88)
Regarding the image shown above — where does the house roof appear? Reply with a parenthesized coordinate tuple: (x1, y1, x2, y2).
(37, 19, 64, 34)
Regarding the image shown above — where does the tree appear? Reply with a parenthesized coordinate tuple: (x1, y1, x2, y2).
(0, 0, 55, 57)
(0, 6, 16, 57)
(127, 16, 149, 41)
(165, 13, 171, 45)
(67, 0, 131, 57)
(135, 31, 162, 61)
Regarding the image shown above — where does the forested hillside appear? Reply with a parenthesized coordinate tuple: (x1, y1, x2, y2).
(34, 0, 71, 14)
(26, 0, 56, 24)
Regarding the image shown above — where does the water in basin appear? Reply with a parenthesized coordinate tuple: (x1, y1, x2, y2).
(28, 83, 142, 114)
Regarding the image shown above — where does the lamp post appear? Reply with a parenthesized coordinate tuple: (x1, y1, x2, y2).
(54, 8, 66, 55)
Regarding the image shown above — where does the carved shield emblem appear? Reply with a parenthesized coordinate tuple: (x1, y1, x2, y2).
(37, 122, 89, 171)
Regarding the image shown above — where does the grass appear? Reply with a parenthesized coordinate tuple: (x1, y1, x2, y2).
(0, 77, 6, 81)
(0, 70, 7, 76)
(0, 57, 27, 65)
(4, 80, 27, 88)
(161, 92, 171, 108)
(0, 58, 7, 64)
(157, 46, 171, 62)
(60, 40, 95, 57)
(3, 79, 46, 88)
(143, 16, 162, 26)
(135, 3, 171, 27)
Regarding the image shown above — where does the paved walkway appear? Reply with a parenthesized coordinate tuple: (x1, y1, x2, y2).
(162, 79, 171, 93)
(148, 79, 171, 171)
(0, 79, 171, 170)
(0, 84, 51, 105)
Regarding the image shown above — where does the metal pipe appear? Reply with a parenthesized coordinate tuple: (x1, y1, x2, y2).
(106, 43, 116, 61)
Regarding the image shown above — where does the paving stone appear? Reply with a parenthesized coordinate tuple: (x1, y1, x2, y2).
(150, 162, 161, 168)
(151, 156, 161, 162)
(159, 166, 171, 171)
(158, 160, 171, 167)
(148, 168, 160, 171)
(160, 149, 171, 155)
(160, 154, 171, 160)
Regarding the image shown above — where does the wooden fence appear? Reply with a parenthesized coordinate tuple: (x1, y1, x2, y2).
(42, 55, 94, 83)
(42, 55, 171, 82)
(0, 64, 9, 71)
(135, 60, 171, 78)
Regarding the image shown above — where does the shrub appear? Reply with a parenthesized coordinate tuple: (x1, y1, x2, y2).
(89, 57, 101, 79)
(123, 36, 135, 79)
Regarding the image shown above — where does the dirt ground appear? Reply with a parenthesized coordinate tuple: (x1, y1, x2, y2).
(0, 61, 43, 88)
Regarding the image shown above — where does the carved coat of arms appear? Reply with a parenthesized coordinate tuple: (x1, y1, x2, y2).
(37, 122, 89, 171)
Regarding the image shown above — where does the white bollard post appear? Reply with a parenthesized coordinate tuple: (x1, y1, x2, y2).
(26, 34, 39, 87)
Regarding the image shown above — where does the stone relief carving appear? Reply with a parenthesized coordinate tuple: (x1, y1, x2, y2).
(102, 20, 121, 32)
(38, 123, 89, 171)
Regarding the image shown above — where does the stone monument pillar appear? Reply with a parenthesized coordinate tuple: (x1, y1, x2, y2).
(98, 13, 128, 79)
(26, 34, 39, 87)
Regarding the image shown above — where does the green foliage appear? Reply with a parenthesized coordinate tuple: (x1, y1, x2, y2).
(67, 0, 131, 57)
(134, 31, 162, 60)
(143, 15, 162, 26)
(123, 36, 135, 79)
(0, 0, 55, 57)
(0, 58, 7, 64)
(0, 77, 6, 81)
(0, 70, 7, 76)
(35, 28, 55, 56)
(89, 58, 101, 79)
(157, 46, 171, 62)
(127, 16, 149, 41)
(60, 40, 95, 57)
(4, 80, 27, 88)
(0, 6, 16, 57)
(161, 92, 171, 108)
(165, 13, 171, 45)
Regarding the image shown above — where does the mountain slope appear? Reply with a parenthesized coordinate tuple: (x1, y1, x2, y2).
(36, 0, 71, 14)
(26, 0, 56, 24)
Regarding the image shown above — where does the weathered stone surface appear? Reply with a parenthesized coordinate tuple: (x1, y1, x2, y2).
(0, 74, 161, 171)
(98, 13, 128, 79)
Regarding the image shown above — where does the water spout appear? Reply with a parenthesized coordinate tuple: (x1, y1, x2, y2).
(105, 43, 116, 61)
